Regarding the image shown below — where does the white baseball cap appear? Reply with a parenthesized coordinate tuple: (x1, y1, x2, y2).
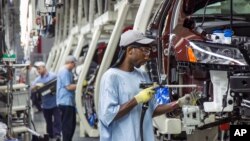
(34, 61, 46, 67)
(119, 30, 155, 47)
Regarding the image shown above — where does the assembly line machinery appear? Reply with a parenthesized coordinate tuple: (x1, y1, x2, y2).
(0, 62, 33, 141)
(4, 0, 242, 140)
(45, 1, 235, 140)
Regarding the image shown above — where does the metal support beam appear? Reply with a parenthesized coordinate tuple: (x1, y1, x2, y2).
(58, 5, 63, 42)
(69, 0, 74, 29)
(57, 35, 74, 72)
(89, 0, 96, 25)
(73, 33, 85, 58)
(63, 0, 69, 39)
(51, 49, 60, 72)
(93, 11, 117, 27)
(77, 0, 83, 25)
(54, 46, 65, 72)
(46, 47, 55, 71)
(104, 0, 111, 12)
(94, 0, 131, 113)
(83, 0, 89, 21)
(133, 0, 155, 33)
(97, 0, 103, 15)
(55, 8, 59, 43)
(75, 26, 102, 137)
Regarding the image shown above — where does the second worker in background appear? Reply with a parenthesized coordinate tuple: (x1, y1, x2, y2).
(56, 56, 77, 141)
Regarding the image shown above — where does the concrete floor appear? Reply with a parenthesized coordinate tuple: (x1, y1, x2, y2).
(32, 106, 200, 141)
(33, 110, 99, 141)
(21, 108, 228, 141)
(32, 110, 162, 141)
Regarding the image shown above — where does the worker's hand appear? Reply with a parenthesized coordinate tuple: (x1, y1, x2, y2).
(134, 85, 157, 104)
(31, 83, 44, 92)
(82, 80, 88, 87)
(177, 94, 191, 107)
(189, 90, 201, 105)
(177, 90, 201, 107)
(35, 83, 44, 87)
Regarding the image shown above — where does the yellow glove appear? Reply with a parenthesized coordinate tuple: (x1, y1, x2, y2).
(189, 90, 201, 105)
(82, 80, 88, 87)
(134, 86, 156, 104)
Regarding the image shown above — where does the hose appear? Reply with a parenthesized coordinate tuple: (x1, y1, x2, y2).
(140, 102, 148, 141)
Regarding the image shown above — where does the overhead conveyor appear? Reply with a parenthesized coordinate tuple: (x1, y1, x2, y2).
(74, 5, 125, 138)
(75, 26, 102, 137)
(74, 0, 139, 137)
(94, 0, 132, 114)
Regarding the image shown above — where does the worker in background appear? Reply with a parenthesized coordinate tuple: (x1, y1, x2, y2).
(56, 56, 77, 141)
(20, 60, 39, 84)
(31, 61, 61, 141)
(20, 60, 41, 111)
(27, 60, 39, 84)
(98, 30, 196, 141)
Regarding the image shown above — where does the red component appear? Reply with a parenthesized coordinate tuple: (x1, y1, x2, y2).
(36, 17, 41, 25)
(219, 123, 230, 131)
(97, 42, 107, 64)
(37, 36, 42, 53)
(122, 26, 133, 33)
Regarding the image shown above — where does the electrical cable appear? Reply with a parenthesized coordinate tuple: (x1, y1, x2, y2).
(200, 0, 210, 27)
(140, 103, 148, 141)
(230, 0, 233, 30)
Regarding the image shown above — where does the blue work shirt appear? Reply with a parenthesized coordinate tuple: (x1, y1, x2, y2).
(98, 68, 158, 141)
(32, 72, 57, 109)
(56, 67, 75, 106)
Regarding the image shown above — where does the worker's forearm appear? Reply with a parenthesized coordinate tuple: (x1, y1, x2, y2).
(66, 84, 76, 91)
(153, 101, 179, 117)
(114, 98, 138, 120)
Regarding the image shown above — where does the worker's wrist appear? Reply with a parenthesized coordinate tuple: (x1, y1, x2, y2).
(134, 95, 141, 104)
(170, 101, 180, 108)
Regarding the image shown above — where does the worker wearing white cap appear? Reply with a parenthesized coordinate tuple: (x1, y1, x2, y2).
(32, 61, 61, 140)
(98, 30, 194, 141)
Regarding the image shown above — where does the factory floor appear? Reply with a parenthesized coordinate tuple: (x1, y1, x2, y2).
(32, 109, 163, 141)
(33, 109, 99, 141)
(16, 107, 229, 141)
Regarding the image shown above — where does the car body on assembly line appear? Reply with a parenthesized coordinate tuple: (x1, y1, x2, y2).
(147, 0, 250, 139)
